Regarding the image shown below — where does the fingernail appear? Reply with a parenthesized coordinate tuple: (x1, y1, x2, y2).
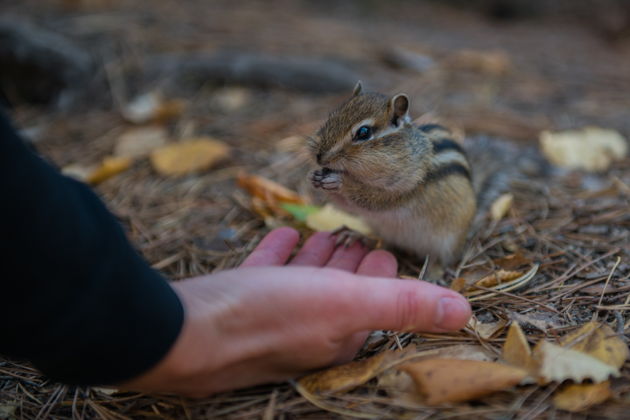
(435, 296, 471, 330)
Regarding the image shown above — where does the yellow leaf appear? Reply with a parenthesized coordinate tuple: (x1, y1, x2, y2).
(490, 193, 513, 221)
(306, 204, 371, 235)
(150, 138, 230, 176)
(400, 359, 527, 405)
(540, 127, 628, 172)
(553, 382, 612, 412)
(559, 322, 629, 369)
(533, 341, 619, 384)
(502, 322, 534, 371)
(87, 156, 133, 185)
(114, 126, 168, 158)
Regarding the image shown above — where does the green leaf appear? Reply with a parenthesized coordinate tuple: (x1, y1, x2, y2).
(280, 203, 321, 222)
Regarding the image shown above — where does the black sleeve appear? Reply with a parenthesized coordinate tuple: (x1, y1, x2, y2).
(0, 111, 184, 385)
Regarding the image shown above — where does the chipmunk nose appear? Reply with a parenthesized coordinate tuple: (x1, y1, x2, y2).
(316, 153, 323, 165)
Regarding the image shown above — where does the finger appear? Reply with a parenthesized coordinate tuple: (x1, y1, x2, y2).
(330, 272, 472, 333)
(356, 250, 397, 278)
(325, 241, 370, 272)
(333, 331, 370, 365)
(289, 232, 337, 267)
(240, 227, 300, 267)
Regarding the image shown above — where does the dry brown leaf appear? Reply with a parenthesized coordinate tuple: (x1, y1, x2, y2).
(450, 277, 467, 292)
(490, 193, 513, 221)
(559, 322, 629, 369)
(150, 138, 230, 176)
(298, 349, 416, 394)
(400, 359, 527, 405)
(237, 173, 305, 206)
(533, 341, 619, 384)
(552, 382, 612, 412)
(474, 269, 523, 289)
(114, 126, 168, 158)
(469, 318, 508, 340)
(502, 322, 534, 371)
(87, 156, 133, 185)
(122, 92, 185, 124)
(540, 127, 628, 172)
(434, 344, 496, 362)
(305, 204, 371, 235)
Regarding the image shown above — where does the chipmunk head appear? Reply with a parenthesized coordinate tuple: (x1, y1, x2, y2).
(309, 82, 431, 188)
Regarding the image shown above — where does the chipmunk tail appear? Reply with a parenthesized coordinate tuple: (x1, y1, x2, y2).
(464, 136, 551, 230)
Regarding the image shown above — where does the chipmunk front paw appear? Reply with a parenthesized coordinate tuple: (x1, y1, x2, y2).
(311, 168, 342, 191)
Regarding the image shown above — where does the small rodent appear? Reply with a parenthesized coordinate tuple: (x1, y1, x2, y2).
(309, 82, 543, 266)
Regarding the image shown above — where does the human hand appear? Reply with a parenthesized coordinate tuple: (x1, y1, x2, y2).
(122, 227, 471, 396)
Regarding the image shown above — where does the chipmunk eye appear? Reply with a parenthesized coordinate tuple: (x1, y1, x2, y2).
(355, 125, 372, 141)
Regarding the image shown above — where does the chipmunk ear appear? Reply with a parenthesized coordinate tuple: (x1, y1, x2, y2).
(352, 81, 363, 97)
(390, 93, 410, 126)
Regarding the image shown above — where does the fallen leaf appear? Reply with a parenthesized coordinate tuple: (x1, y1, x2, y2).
(493, 251, 532, 270)
(469, 318, 508, 340)
(540, 127, 628, 172)
(474, 269, 523, 289)
(306, 204, 371, 235)
(87, 156, 133, 185)
(150, 138, 230, 176)
(122, 92, 185, 124)
(559, 322, 629, 369)
(490, 193, 513, 221)
(280, 203, 321, 222)
(434, 344, 496, 362)
(400, 359, 527, 405)
(114, 126, 168, 158)
(450, 277, 467, 292)
(237, 173, 305, 205)
(552, 381, 612, 412)
(298, 349, 418, 394)
(533, 341, 619, 384)
(502, 322, 534, 371)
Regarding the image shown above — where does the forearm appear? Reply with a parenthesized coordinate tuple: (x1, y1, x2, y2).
(0, 110, 183, 385)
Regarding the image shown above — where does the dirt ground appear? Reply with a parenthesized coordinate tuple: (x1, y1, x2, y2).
(1, 0, 629, 418)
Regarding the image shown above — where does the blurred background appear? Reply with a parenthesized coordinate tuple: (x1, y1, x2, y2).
(2, 1, 630, 418)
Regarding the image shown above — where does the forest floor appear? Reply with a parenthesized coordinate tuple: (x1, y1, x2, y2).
(1, 0, 629, 418)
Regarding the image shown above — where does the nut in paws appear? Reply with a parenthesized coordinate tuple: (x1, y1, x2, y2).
(311, 168, 342, 191)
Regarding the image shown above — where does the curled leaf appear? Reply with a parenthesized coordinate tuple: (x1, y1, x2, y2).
(237, 173, 305, 205)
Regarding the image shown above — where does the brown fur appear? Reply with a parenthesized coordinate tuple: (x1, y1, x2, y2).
(309, 88, 477, 265)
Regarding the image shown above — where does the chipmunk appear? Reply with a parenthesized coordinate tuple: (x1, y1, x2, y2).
(309, 82, 543, 266)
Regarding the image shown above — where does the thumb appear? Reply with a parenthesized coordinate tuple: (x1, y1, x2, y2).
(333, 272, 471, 333)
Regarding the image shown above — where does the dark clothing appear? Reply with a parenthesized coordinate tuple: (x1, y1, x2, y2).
(0, 111, 183, 385)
